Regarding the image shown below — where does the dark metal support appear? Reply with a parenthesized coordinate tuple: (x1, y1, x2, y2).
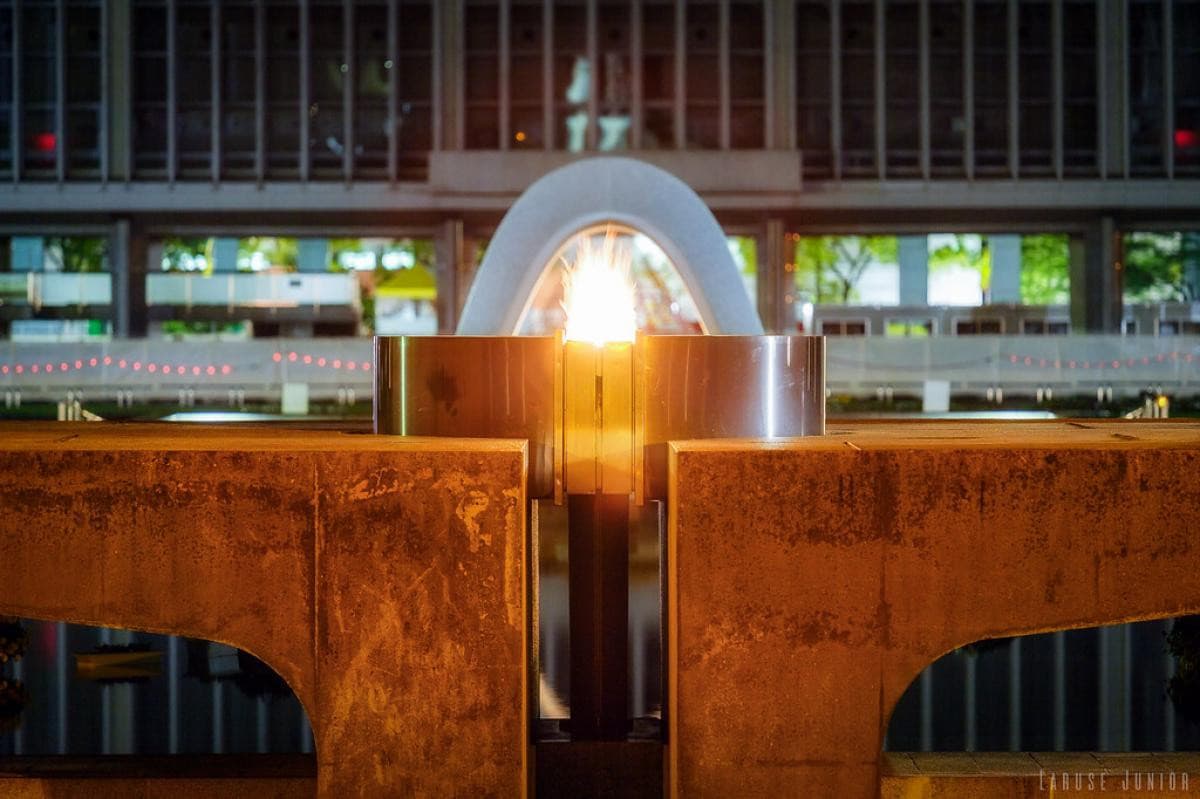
(567, 493, 630, 741)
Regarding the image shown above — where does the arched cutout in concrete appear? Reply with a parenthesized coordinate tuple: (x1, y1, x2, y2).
(457, 156, 763, 335)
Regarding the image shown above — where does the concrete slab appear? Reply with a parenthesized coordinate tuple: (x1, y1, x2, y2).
(0, 424, 529, 798)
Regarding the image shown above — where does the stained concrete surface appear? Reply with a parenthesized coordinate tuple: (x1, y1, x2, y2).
(668, 420, 1200, 797)
(0, 424, 529, 798)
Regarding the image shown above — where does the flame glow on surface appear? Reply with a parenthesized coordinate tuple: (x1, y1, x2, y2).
(560, 231, 638, 345)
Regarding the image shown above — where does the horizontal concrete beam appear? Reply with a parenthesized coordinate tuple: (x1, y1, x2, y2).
(668, 420, 1200, 797)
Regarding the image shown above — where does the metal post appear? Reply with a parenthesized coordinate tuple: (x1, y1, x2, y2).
(1008, 637, 1022, 751)
(1165, 619, 1176, 752)
(964, 651, 977, 751)
(212, 679, 225, 753)
(567, 493, 630, 740)
(919, 668, 933, 751)
(167, 635, 181, 753)
(1053, 631, 1066, 750)
(1098, 626, 1111, 749)
(55, 622, 67, 753)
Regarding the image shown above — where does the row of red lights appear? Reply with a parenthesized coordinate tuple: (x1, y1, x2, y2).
(272, 351, 372, 371)
(0, 356, 232, 377)
(1003, 351, 1196, 370)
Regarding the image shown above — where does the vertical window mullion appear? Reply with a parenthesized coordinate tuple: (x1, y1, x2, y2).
(1162, 0, 1173, 178)
(300, 0, 311, 180)
(874, 0, 885, 179)
(343, 0, 354, 181)
(387, 0, 397, 180)
(1006, 0, 1019, 178)
(963, 0, 974, 179)
(166, 0, 177, 183)
(55, 0, 65, 181)
(499, 0, 510, 149)
(210, 0, 221, 183)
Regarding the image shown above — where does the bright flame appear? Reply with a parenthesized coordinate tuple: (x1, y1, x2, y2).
(561, 231, 637, 346)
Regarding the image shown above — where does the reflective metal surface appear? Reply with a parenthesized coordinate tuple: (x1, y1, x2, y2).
(639, 335, 825, 498)
(375, 336, 559, 497)
(375, 335, 825, 500)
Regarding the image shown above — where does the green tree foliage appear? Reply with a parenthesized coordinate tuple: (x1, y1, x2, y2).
(1019, 234, 1070, 305)
(1123, 232, 1200, 302)
(928, 234, 989, 296)
(793, 235, 897, 304)
(45, 236, 108, 273)
(160, 238, 210, 272)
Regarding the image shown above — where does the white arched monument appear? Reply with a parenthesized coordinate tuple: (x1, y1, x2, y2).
(456, 157, 764, 335)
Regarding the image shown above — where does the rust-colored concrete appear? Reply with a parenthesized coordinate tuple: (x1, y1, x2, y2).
(882, 752, 1200, 797)
(0, 424, 529, 798)
(667, 420, 1200, 798)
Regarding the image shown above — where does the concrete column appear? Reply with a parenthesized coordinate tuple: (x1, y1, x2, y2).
(296, 239, 330, 273)
(758, 218, 790, 333)
(988, 234, 1022, 304)
(1069, 216, 1123, 332)
(110, 219, 148, 338)
(211, 238, 239, 272)
(898, 235, 929, 306)
(436, 218, 466, 334)
(1183, 232, 1200, 301)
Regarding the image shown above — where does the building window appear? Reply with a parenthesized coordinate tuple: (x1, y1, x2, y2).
(641, 0, 675, 148)
(177, 1, 213, 178)
(841, 0, 877, 176)
(885, 0, 920, 177)
(729, 1, 764, 148)
(929, 0, 965, 177)
(1063, 0, 1098, 175)
(510, 0, 546, 149)
(684, 2, 718, 148)
(1175, 0, 1200, 176)
(1129, 0, 1165, 175)
(795, 1, 832, 177)
(1018, 0, 1054, 176)
(973, 0, 1010, 176)
(465, 0, 499, 148)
